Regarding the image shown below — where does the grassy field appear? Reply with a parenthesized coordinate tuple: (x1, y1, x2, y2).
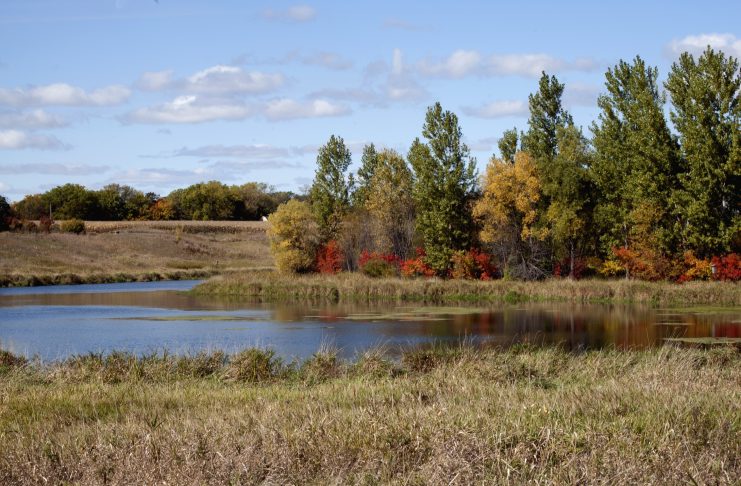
(0, 220, 273, 287)
(0, 345, 738, 484)
(194, 271, 741, 306)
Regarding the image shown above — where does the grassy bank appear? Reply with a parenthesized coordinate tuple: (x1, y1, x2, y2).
(0, 221, 273, 287)
(194, 272, 741, 306)
(0, 345, 738, 484)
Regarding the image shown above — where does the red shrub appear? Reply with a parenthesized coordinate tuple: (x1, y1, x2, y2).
(359, 249, 401, 269)
(711, 253, 741, 282)
(553, 257, 587, 279)
(400, 248, 436, 278)
(316, 240, 343, 274)
(450, 249, 497, 280)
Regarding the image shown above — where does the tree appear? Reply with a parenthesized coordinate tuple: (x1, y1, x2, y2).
(409, 102, 477, 274)
(352, 143, 379, 207)
(498, 127, 519, 164)
(267, 199, 320, 273)
(167, 181, 237, 220)
(474, 151, 548, 279)
(309, 135, 353, 241)
(545, 123, 593, 277)
(43, 183, 98, 220)
(364, 149, 416, 258)
(591, 56, 681, 258)
(0, 195, 11, 231)
(665, 47, 741, 256)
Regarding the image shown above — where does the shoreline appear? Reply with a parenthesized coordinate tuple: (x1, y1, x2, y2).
(0, 269, 216, 288)
(193, 272, 741, 307)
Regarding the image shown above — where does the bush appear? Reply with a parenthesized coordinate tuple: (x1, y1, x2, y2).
(316, 240, 343, 274)
(400, 248, 436, 278)
(61, 219, 86, 234)
(358, 249, 400, 278)
(677, 251, 712, 283)
(450, 248, 497, 280)
(711, 253, 741, 282)
(267, 200, 319, 273)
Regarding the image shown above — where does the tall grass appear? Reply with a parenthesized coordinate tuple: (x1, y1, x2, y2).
(0, 345, 738, 484)
(194, 271, 741, 306)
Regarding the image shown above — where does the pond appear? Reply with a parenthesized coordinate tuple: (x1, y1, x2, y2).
(0, 280, 739, 361)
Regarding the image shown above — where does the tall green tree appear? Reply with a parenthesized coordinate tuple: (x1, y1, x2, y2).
(591, 56, 681, 256)
(409, 102, 477, 274)
(309, 135, 353, 241)
(665, 47, 741, 256)
(352, 143, 379, 207)
(498, 127, 519, 164)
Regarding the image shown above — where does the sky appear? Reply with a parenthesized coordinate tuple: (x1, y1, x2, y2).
(0, 0, 739, 202)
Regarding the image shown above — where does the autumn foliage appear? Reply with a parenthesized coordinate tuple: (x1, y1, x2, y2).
(316, 240, 344, 274)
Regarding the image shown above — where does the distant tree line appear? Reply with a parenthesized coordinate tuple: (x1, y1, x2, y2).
(269, 48, 740, 281)
(2, 181, 298, 223)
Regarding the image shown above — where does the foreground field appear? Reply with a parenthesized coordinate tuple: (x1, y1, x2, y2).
(0, 221, 272, 286)
(0, 345, 738, 484)
(195, 271, 741, 306)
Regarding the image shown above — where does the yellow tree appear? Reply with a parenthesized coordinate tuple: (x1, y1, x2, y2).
(267, 200, 320, 273)
(473, 151, 547, 279)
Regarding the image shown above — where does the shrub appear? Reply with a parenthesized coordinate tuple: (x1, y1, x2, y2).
(358, 249, 400, 278)
(401, 248, 436, 278)
(22, 220, 38, 233)
(39, 215, 53, 233)
(267, 200, 320, 273)
(61, 218, 86, 234)
(677, 251, 713, 283)
(450, 248, 497, 280)
(553, 257, 588, 279)
(611, 246, 672, 281)
(711, 253, 741, 282)
(316, 240, 343, 274)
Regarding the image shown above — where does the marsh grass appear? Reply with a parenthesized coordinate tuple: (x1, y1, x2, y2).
(1, 344, 739, 484)
(195, 271, 741, 306)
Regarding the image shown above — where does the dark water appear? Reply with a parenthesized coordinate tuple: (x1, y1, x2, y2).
(0, 280, 739, 361)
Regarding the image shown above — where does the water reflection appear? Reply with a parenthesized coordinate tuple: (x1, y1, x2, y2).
(0, 282, 738, 361)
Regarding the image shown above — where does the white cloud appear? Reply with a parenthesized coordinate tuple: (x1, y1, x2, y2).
(418, 50, 482, 78)
(387, 49, 427, 102)
(185, 65, 284, 95)
(136, 65, 284, 95)
(136, 70, 174, 91)
(122, 95, 251, 124)
(0, 83, 130, 107)
(418, 51, 597, 78)
(301, 52, 353, 70)
(667, 33, 741, 57)
(462, 100, 527, 119)
(0, 129, 69, 150)
(172, 144, 293, 159)
(262, 5, 316, 22)
(0, 109, 67, 129)
(263, 98, 350, 121)
(0, 163, 109, 175)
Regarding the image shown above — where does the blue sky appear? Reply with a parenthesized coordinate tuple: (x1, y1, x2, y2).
(1, 0, 739, 201)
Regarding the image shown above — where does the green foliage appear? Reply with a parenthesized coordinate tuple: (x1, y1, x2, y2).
(96, 184, 154, 220)
(268, 199, 320, 273)
(410, 102, 477, 275)
(309, 135, 353, 241)
(44, 183, 98, 220)
(498, 127, 519, 164)
(352, 143, 379, 207)
(591, 56, 681, 255)
(360, 259, 398, 278)
(522, 72, 572, 170)
(61, 219, 86, 234)
(665, 47, 741, 256)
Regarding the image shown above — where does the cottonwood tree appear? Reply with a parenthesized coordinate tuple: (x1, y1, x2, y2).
(364, 149, 416, 258)
(409, 102, 477, 274)
(309, 135, 353, 241)
(666, 47, 741, 256)
(352, 143, 380, 207)
(591, 56, 681, 258)
(498, 127, 519, 164)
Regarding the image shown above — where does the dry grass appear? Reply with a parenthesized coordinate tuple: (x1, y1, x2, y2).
(0, 221, 273, 286)
(0, 345, 738, 484)
(195, 271, 741, 306)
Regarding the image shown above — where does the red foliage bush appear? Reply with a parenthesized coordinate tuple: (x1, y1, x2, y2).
(450, 249, 497, 280)
(400, 248, 436, 278)
(611, 246, 672, 281)
(711, 253, 741, 282)
(358, 250, 401, 269)
(316, 240, 343, 274)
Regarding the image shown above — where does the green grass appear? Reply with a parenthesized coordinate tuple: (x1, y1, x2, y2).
(194, 271, 741, 307)
(0, 345, 739, 484)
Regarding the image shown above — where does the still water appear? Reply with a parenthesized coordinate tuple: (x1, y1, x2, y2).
(0, 280, 739, 361)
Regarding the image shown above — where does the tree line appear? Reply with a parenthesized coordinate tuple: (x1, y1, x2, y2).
(269, 48, 740, 281)
(1, 181, 297, 226)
